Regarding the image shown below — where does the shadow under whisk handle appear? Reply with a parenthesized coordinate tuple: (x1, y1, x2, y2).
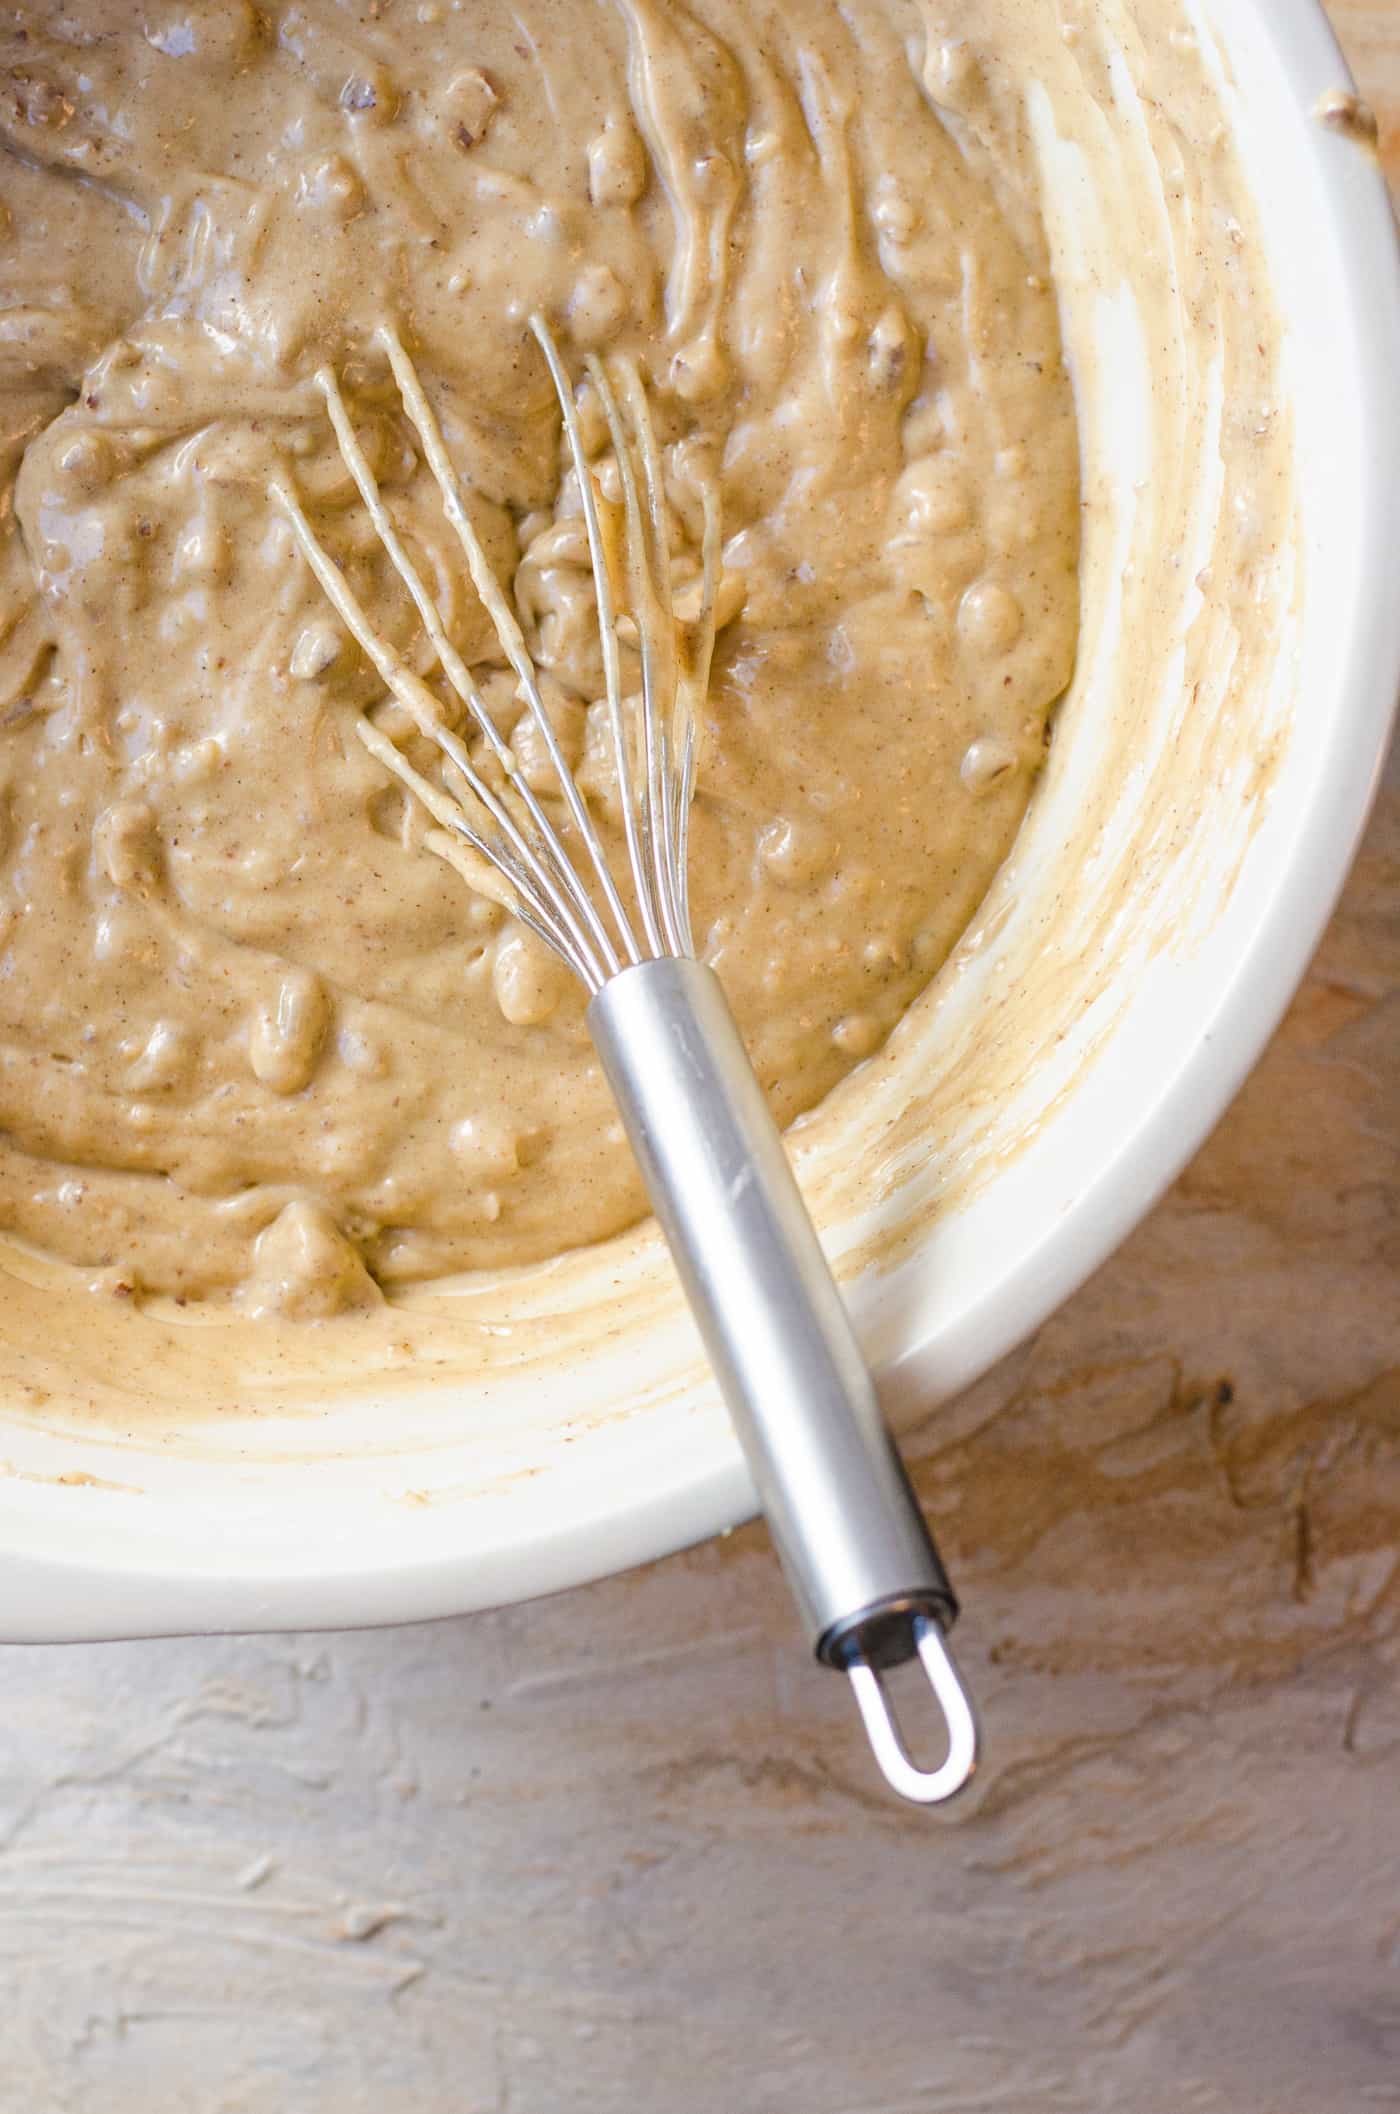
(588, 957, 978, 1806)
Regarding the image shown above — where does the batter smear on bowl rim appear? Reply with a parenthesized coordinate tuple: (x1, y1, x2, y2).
(0, 0, 1078, 1313)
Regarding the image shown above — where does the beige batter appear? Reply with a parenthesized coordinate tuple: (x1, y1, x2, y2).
(0, 0, 1078, 1315)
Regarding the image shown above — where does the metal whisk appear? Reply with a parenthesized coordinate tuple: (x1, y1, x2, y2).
(274, 317, 979, 1806)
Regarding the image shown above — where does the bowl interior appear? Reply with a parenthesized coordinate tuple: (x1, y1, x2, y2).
(0, 0, 1396, 1638)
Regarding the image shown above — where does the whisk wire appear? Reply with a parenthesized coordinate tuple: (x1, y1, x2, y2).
(273, 477, 610, 986)
(354, 716, 578, 965)
(282, 316, 722, 987)
(587, 356, 685, 960)
(675, 478, 722, 948)
(308, 365, 619, 984)
(615, 358, 691, 957)
(531, 319, 664, 963)
(378, 324, 643, 977)
(306, 372, 613, 980)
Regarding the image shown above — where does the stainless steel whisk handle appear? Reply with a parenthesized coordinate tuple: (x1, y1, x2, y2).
(589, 958, 979, 1806)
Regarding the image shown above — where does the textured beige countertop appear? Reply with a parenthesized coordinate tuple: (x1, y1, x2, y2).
(1, 8, 1397, 2110)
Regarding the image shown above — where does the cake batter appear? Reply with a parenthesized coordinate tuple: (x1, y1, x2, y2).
(0, 0, 1078, 1310)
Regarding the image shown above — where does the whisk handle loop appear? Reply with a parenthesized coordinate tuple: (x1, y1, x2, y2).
(588, 958, 977, 1806)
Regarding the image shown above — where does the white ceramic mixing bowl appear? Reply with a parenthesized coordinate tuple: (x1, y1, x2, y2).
(0, 0, 1395, 1640)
